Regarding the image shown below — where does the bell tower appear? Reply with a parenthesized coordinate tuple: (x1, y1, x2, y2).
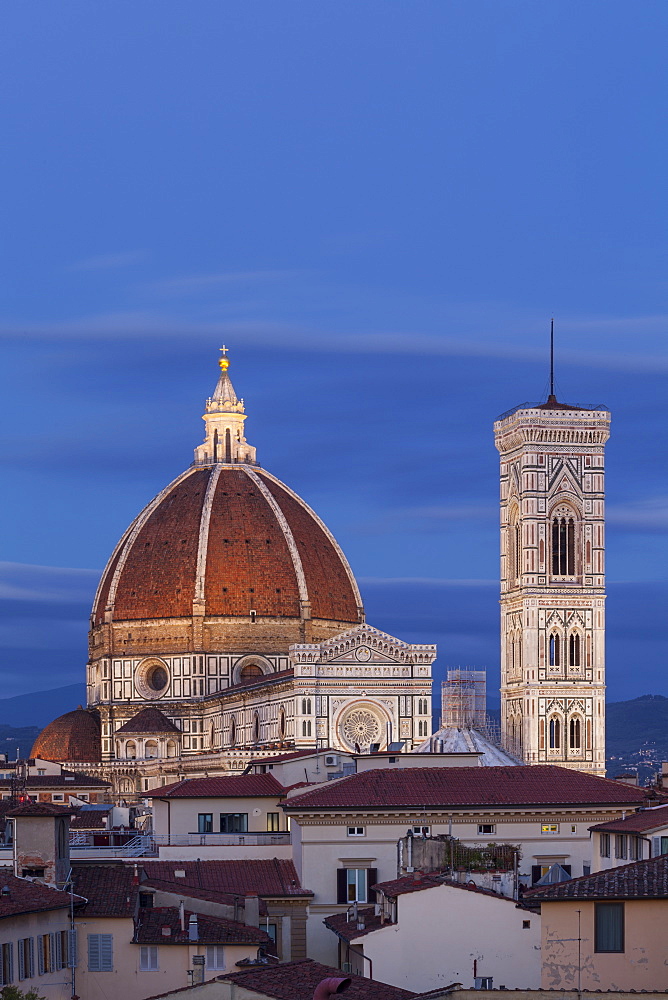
(494, 377, 610, 775)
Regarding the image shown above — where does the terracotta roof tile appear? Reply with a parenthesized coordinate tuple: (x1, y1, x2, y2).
(134, 906, 271, 946)
(71, 864, 139, 917)
(7, 802, 74, 817)
(590, 804, 668, 834)
(373, 872, 520, 902)
(140, 859, 311, 899)
(149, 773, 285, 799)
(0, 872, 83, 919)
(323, 906, 386, 941)
(220, 958, 415, 1000)
(115, 708, 181, 735)
(283, 766, 647, 811)
(528, 853, 668, 901)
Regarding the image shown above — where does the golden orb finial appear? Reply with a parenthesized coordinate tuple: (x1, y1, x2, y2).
(219, 344, 230, 372)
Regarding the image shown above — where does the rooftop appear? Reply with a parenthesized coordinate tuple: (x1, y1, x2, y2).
(0, 871, 83, 919)
(283, 765, 646, 811)
(591, 803, 668, 835)
(140, 859, 310, 901)
(7, 802, 75, 818)
(134, 906, 271, 946)
(220, 958, 415, 1000)
(528, 853, 668, 901)
(71, 864, 139, 917)
(115, 708, 181, 735)
(151, 773, 285, 799)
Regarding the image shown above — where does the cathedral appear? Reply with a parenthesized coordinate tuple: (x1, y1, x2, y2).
(32, 350, 436, 793)
(32, 348, 610, 789)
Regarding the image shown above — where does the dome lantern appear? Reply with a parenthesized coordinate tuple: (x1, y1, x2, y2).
(193, 346, 257, 466)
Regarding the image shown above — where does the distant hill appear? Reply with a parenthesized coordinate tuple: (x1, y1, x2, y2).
(0, 683, 85, 728)
(606, 694, 668, 781)
(0, 725, 41, 760)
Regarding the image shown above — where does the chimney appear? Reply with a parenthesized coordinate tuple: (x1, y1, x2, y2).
(188, 914, 198, 942)
(244, 892, 260, 928)
(179, 900, 185, 931)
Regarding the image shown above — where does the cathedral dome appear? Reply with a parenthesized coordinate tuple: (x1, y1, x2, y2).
(93, 464, 362, 629)
(91, 352, 363, 649)
(31, 708, 101, 763)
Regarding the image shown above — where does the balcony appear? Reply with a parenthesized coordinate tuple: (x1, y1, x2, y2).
(154, 832, 291, 847)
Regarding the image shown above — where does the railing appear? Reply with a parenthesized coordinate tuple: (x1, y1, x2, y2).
(69, 834, 156, 857)
(152, 832, 291, 847)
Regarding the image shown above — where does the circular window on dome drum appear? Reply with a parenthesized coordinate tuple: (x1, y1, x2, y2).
(135, 658, 171, 700)
(232, 655, 272, 685)
(339, 703, 384, 751)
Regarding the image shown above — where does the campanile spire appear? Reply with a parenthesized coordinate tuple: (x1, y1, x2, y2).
(193, 347, 257, 465)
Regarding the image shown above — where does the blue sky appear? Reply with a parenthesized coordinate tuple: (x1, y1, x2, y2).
(1, 1, 667, 703)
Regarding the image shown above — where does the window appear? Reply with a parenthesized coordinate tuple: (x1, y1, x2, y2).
(629, 837, 640, 861)
(347, 827, 365, 837)
(478, 824, 496, 836)
(522, 920, 531, 929)
(219, 813, 248, 833)
(267, 813, 280, 832)
(253, 714, 260, 742)
(140, 946, 158, 971)
(198, 813, 213, 834)
(549, 634, 560, 666)
(615, 834, 627, 859)
(541, 824, 559, 834)
(336, 867, 377, 904)
(552, 513, 575, 575)
(88, 934, 113, 971)
(1, 943, 14, 985)
(595, 902, 624, 953)
(139, 892, 154, 908)
(206, 945, 225, 970)
(37, 934, 53, 974)
(53, 794, 64, 802)
(17, 938, 34, 980)
(549, 718, 561, 750)
(569, 717, 581, 750)
(412, 826, 430, 836)
(569, 633, 581, 667)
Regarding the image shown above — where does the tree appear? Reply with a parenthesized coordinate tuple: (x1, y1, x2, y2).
(1, 987, 46, 1000)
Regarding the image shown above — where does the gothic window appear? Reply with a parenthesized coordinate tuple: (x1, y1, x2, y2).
(569, 633, 581, 667)
(253, 713, 260, 742)
(514, 523, 521, 580)
(302, 720, 312, 737)
(549, 717, 561, 750)
(302, 698, 312, 715)
(569, 717, 581, 750)
(552, 513, 575, 576)
(549, 634, 560, 667)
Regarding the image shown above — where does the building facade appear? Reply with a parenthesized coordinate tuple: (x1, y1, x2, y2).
(494, 394, 610, 774)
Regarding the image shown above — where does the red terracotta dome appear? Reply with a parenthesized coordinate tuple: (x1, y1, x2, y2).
(93, 465, 363, 627)
(31, 708, 101, 763)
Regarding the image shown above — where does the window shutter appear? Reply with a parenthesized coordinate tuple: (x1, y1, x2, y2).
(100, 935, 113, 971)
(18, 941, 25, 981)
(8, 944, 14, 986)
(336, 868, 348, 904)
(50, 932, 58, 972)
(28, 938, 35, 977)
(88, 935, 99, 971)
(38, 936, 45, 975)
(366, 868, 378, 902)
(55, 931, 63, 970)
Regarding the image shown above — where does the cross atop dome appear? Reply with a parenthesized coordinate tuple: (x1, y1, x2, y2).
(194, 347, 257, 466)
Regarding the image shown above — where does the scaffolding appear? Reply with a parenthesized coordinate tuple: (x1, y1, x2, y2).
(441, 669, 487, 729)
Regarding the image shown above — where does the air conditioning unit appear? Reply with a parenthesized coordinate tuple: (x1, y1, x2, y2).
(324, 754, 339, 767)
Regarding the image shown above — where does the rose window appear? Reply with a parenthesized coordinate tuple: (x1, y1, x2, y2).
(341, 708, 381, 749)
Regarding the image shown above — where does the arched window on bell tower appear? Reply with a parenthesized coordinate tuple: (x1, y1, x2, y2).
(569, 717, 581, 750)
(569, 633, 581, 667)
(549, 717, 561, 749)
(549, 633, 560, 667)
(552, 511, 576, 576)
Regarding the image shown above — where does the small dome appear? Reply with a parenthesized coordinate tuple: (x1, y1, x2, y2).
(115, 708, 180, 735)
(31, 708, 101, 763)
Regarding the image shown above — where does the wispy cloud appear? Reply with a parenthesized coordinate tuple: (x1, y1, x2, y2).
(0, 562, 99, 604)
(142, 269, 308, 297)
(0, 309, 666, 374)
(608, 497, 668, 532)
(67, 250, 149, 272)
